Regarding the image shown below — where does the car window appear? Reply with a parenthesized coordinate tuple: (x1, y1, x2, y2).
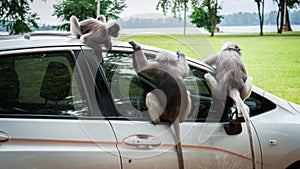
(0, 51, 89, 117)
(102, 51, 219, 121)
(186, 66, 277, 120)
(101, 50, 276, 122)
(102, 52, 151, 119)
(244, 92, 276, 116)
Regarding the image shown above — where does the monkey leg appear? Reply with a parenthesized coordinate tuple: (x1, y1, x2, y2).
(80, 33, 105, 63)
(204, 73, 227, 100)
(229, 89, 250, 117)
(146, 89, 167, 124)
(241, 77, 253, 101)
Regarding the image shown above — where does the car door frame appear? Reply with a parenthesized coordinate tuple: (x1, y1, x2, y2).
(0, 46, 121, 169)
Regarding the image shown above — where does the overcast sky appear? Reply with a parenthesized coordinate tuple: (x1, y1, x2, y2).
(30, 0, 278, 25)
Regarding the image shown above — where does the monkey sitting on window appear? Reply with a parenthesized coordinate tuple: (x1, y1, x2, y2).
(203, 42, 255, 169)
(129, 41, 191, 169)
(70, 15, 120, 63)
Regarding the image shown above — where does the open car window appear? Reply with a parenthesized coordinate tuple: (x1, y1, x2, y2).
(101, 50, 276, 122)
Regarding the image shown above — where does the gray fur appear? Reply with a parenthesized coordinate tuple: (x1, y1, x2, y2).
(129, 41, 191, 169)
(70, 15, 120, 62)
(203, 42, 255, 169)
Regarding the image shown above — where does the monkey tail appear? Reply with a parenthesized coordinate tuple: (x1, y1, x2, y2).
(229, 89, 256, 169)
(70, 16, 82, 38)
(173, 119, 184, 169)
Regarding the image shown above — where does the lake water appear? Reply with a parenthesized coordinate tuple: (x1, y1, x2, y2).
(1, 25, 300, 35)
(120, 25, 300, 35)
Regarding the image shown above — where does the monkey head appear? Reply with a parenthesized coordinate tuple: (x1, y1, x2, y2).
(220, 42, 241, 55)
(96, 15, 106, 23)
(155, 51, 189, 79)
(70, 15, 120, 51)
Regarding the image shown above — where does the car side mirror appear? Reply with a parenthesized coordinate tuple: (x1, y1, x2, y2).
(224, 107, 242, 135)
(224, 120, 242, 135)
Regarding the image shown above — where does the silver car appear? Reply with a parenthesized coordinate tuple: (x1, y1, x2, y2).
(0, 33, 299, 169)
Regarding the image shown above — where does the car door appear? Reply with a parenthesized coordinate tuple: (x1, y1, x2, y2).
(101, 50, 262, 169)
(181, 66, 263, 169)
(0, 48, 120, 169)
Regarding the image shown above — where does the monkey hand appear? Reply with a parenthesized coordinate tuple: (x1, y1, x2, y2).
(176, 51, 186, 59)
(129, 41, 141, 51)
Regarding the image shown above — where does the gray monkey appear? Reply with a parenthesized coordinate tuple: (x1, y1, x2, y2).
(129, 41, 191, 169)
(203, 42, 255, 169)
(70, 15, 120, 62)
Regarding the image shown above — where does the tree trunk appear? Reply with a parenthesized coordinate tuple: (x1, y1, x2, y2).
(207, 0, 213, 36)
(276, 7, 280, 33)
(97, 0, 101, 17)
(285, 7, 293, 31)
(183, 5, 187, 35)
(256, 0, 264, 36)
(278, 0, 285, 34)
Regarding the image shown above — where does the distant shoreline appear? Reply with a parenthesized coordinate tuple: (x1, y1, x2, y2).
(1, 25, 300, 35)
(120, 25, 300, 35)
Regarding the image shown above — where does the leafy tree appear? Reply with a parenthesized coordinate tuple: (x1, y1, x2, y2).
(156, 0, 189, 35)
(53, 0, 127, 31)
(0, 0, 39, 35)
(273, 0, 300, 34)
(189, 0, 222, 37)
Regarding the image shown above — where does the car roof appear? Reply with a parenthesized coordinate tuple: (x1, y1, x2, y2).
(0, 31, 214, 71)
(0, 32, 84, 52)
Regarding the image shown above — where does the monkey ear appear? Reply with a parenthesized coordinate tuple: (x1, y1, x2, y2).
(106, 21, 120, 38)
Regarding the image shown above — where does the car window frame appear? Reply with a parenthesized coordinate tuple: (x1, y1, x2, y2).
(0, 46, 105, 119)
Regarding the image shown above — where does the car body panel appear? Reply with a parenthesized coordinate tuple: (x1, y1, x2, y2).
(0, 33, 299, 169)
(110, 119, 262, 169)
(252, 106, 300, 169)
(0, 118, 121, 169)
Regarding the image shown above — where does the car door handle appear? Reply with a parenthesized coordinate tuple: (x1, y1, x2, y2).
(123, 134, 161, 148)
(0, 131, 9, 143)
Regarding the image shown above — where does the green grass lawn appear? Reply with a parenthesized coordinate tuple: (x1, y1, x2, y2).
(120, 32, 300, 104)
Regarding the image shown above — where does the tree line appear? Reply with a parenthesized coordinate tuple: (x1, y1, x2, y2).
(118, 17, 193, 28)
(219, 10, 300, 26)
(117, 10, 300, 28)
(2, 10, 300, 31)
(1, 0, 299, 36)
(156, 0, 300, 36)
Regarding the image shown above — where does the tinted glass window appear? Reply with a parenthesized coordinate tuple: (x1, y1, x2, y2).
(0, 52, 89, 117)
(102, 52, 150, 119)
(245, 92, 276, 117)
(102, 50, 275, 121)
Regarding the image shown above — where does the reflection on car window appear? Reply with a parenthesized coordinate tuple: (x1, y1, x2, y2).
(102, 52, 150, 119)
(102, 51, 276, 121)
(0, 52, 89, 117)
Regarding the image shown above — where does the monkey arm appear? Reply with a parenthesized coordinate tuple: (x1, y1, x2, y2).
(70, 16, 82, 38)
(203, 54, 219, 66)
(129, 41, 149, 72)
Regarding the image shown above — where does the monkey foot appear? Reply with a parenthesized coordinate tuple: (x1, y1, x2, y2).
(128, 41, 141, 51)
(176, 51, 186, 59)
